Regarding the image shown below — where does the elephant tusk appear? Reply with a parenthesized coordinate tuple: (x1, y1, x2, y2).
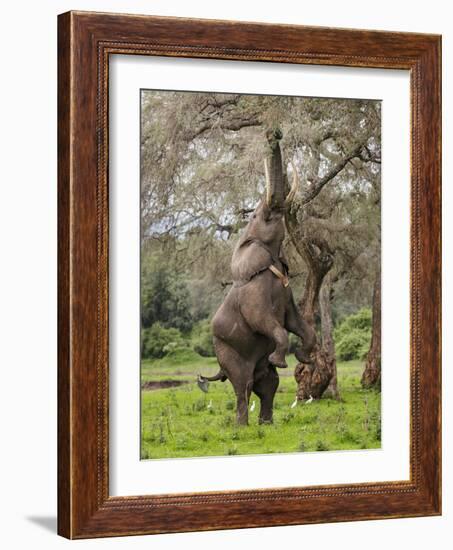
(264, 158, 272, 206)
(285, 160, 299, 205)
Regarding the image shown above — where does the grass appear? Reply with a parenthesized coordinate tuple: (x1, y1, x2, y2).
(140, 351, 381, 460)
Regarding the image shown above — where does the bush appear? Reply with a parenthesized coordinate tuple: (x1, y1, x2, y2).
(164, 348, 202, 364)
(334, 308, 372, 361)
(141, 323, 186, 359)
(191, 320, 215, 357)
(335, 330, 370, 361)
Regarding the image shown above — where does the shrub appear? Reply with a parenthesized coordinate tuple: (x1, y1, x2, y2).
(316, 440, 329, 451)
(164, 348, 201, 364)
(334, 308, 372, 361)
(335, 330, 370, 361)
(141, 322, 186, 359)
(191, 320, 215, 357)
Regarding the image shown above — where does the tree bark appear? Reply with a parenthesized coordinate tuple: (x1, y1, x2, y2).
(319, 275, 340, 399)
(361, 268, 381, 389)
(291, 236, 335, 400)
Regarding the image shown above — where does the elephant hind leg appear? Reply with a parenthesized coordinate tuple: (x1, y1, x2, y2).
(214, 338, 254, 426)
(253, 362, 279, 424)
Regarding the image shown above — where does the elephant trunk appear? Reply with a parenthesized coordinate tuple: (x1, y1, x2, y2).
(264, 129, 285, 209)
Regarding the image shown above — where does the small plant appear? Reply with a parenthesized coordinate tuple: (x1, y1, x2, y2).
(176, 437, 188, 450)
(362, 396, 370, 432)
(141, 448, 150, 459)
(298, 441, 307, 452)
(316, 440, 329, 451)
(375, 422, 382, 441)
(225, 400, 235, 411)
(340, 430, 361, 445)
(257, 428, 265, 439)
(194, 399, 206, 412)
(158, 423, 166, 444)
(145, 431, 157, 443)
(220, 415, 234, 428)
(227, 446, 238, 455)
(282, 412, 295, 424)
(302, 412, 318, 425)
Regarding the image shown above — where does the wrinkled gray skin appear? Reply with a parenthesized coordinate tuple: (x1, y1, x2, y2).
(201, 131, 315, 425)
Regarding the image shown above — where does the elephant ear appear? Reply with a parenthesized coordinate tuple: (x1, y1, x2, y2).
(231, 239, 272, 284)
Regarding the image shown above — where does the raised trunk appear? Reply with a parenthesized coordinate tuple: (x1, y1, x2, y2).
(265, 128, 285, 207)
(290, 236, 335, 400)
(319, 275, 340, 399)
(361, 268, 381, 389)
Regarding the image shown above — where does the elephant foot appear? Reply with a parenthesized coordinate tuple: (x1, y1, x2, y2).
(295, 347, 313, 364)
(268, 351, 288, 369)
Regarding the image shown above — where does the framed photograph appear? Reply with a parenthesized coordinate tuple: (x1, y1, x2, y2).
(58, 11, 441, 538)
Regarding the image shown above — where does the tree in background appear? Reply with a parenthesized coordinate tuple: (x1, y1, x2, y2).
(141, 259, 193, 333)
(361, 268, 381, 389)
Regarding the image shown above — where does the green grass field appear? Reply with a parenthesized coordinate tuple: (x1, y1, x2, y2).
(141, 350, 381, 460)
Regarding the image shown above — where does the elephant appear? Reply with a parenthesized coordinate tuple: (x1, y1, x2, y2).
(198, 130, 315, 426)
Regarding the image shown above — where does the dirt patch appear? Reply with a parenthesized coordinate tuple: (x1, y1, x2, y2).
(142, 379, 189, 391)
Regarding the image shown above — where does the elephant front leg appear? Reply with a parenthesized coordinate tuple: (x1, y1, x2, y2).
(241, 301, 289, 368)
(240, 288, 289, 369)
(267, 331, 289, 368)
(285, 295, 316, 360)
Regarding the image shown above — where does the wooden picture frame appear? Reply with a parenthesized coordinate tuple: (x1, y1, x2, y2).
(58, 10, 441, 539)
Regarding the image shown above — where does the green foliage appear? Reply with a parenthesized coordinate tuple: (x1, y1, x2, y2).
(141, 261, 193, 332)
(141, 323, 187, 359)
(337, 307, 372, 331)
(191, 320, 215, 357)
(140, 356, 381, 459)
(335, 308, 372, 361)
(162, 347, 203, 365)
(336, 331, 371, 361)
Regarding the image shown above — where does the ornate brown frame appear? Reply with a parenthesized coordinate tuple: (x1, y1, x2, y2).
(58, 11, 441, 539)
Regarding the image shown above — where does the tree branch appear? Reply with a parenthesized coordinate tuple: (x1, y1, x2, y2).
(192, 116, 261, 138)
(301, 143, 364, 204)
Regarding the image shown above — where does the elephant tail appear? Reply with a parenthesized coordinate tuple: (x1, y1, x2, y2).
(197, 370, 227, 393)
(201, 370, 227, 382)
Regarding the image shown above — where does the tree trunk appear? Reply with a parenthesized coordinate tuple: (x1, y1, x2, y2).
(361, 268, 381, 389)
(319, 275, 340, 399)
(291, 236, 335, 400)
